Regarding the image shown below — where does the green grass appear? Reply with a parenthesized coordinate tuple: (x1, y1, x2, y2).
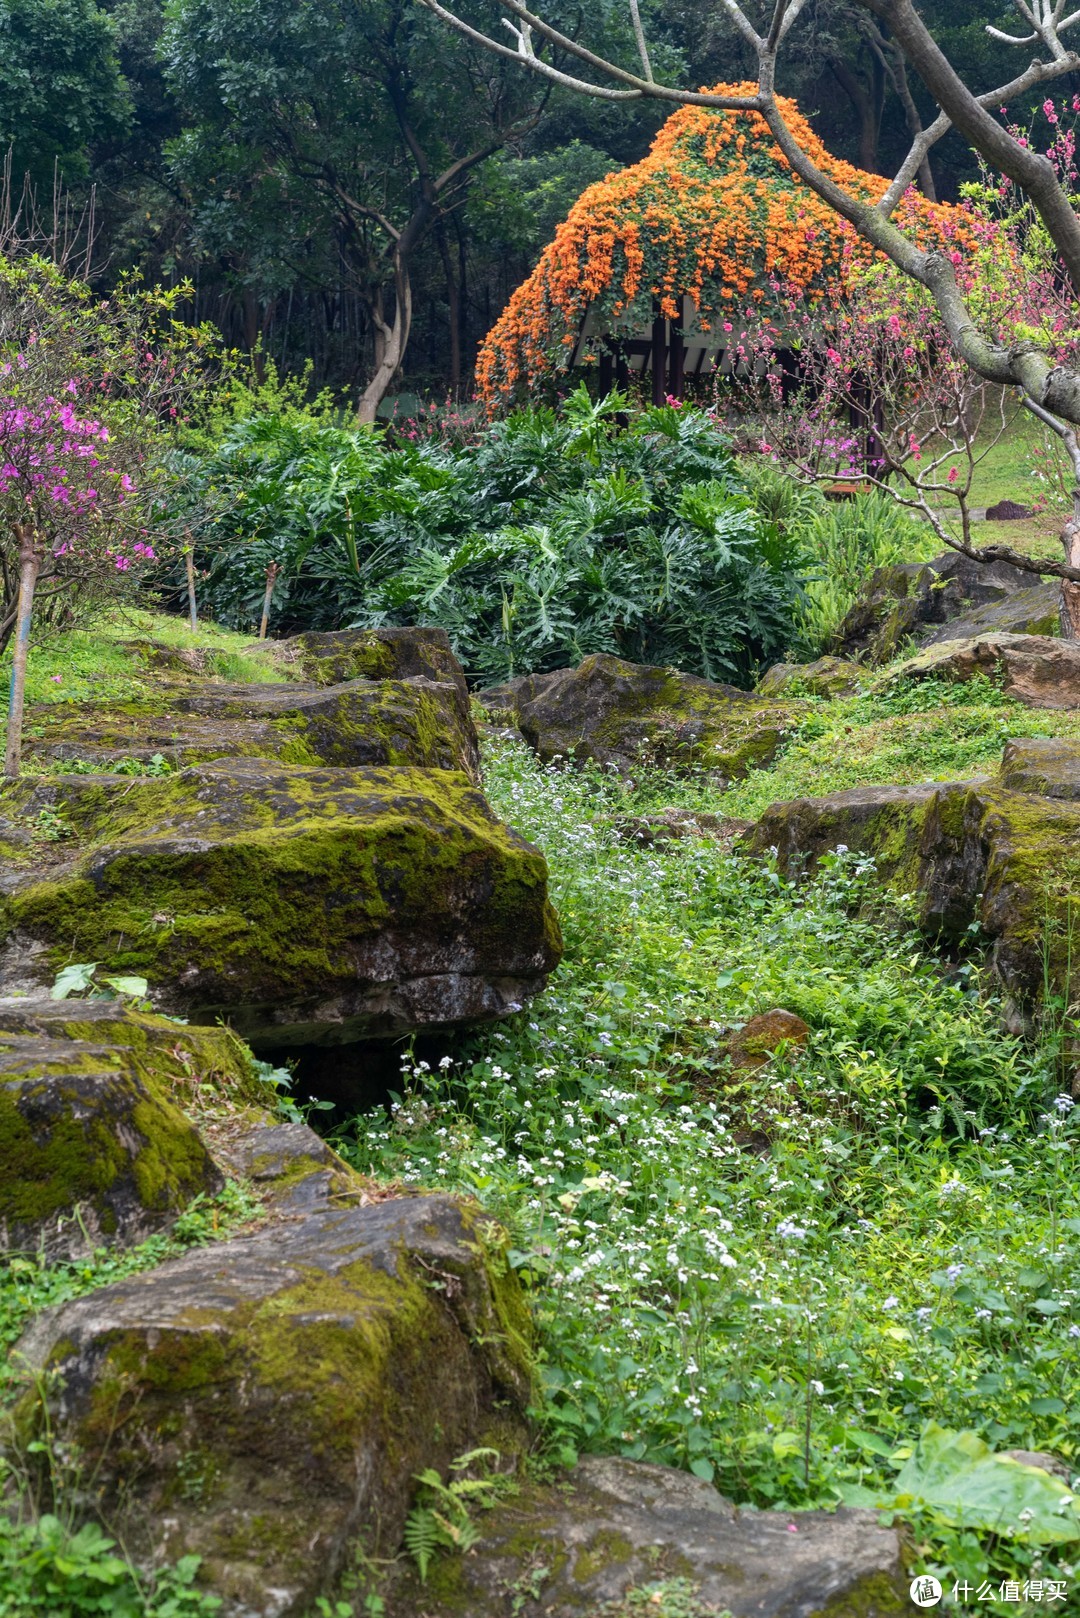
(1, 606, 287, 708)
(337, 730, 1080, 1608)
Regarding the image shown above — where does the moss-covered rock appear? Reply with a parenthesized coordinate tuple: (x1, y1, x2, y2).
(0, 1008, 224, 1259)
(14, 1192, 534, 1616)
(832, 552, 1060, 666)
(918, 582, 1061, 646)
(378, 1456, 905, 1617)
(883, 634, 1080, 708)
(271, 626, 470, 701)
(0, 759, 562, 1044)
(26, 676, 480, 783)
(999, 737, 1080, 799)
(744, 765, 1080, 1007)
(756, 656, 863, 698)
(480, 654, 805, 779)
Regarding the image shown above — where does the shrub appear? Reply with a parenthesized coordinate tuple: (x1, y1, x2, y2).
(175, 388, 804, 686)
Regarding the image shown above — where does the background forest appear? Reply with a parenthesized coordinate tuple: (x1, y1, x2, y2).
(5, 0, 1046, 411)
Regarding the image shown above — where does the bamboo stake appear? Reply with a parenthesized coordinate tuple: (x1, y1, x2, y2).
(258, 561, 279, 640)
(5, 527, 40, 780)
(185, 539, 198, 633)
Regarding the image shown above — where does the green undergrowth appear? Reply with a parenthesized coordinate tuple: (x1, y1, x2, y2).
(337, 738, 1080, 1610)
(718, 675, 1080, 820)
(2, 608, 285, 708)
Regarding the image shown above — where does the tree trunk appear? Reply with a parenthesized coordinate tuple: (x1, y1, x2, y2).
(4, 526, 40, 780)
(357, 253, 413, 426)
(436, 215, 462, 396)
(1061, 502, 1080, 640)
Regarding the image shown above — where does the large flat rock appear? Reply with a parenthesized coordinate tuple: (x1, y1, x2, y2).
(383, 1456, 905, 1617)
(27, 675, 480, 782)
(14, 1192, 533, 1618)
(0, 759, 562, 1044)
(269, 625, 469, 698)
(481, 653, 804, 779)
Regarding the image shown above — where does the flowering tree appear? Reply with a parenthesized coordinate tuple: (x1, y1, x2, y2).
(421, 0, 1080, 629)
(718, 92, 1080, 618)
(476, 85, 971, 412)
(0, 257, 218, 774)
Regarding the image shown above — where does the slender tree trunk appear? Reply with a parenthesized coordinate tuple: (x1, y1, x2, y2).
(5, 526, 40, 780)
(259, 561, 279, 639)
(357, 253, 413, 425)
(1061, 501, 1080, 641)
(435, 215, 462, 396)
(185, 542, 198, 633)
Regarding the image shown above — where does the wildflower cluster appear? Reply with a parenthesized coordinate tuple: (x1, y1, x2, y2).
(336, 738, 1079, 1596)
(476, 85, 973, 412)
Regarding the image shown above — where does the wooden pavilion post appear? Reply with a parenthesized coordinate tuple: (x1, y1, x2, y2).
(650, 306, 667, 406)
(668, 318, 686, 401)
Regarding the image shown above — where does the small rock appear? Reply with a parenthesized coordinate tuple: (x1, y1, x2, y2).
(1002, 1449, 1072, 1482)
(606, 809, 750, 846)
(999, 737, 1080, 799)
(728, 1009, 811, 1073)
(0, 1021, 223, 1259)
(986, 499, 1033, 520)
(756, 656, 863, 698)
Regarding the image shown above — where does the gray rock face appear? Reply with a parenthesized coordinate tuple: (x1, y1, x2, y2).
(918, 582, 1060, 646)
(0, 1027, 223, 1259)
(383, 1456, 905, 1617)
(832, 552, 1061, 665)
(0, 759, 563, 1045)
(480, 654, 803, 778)
(14, 1192, 533, 1618)
(28, 675, 480, 783)
(884, 633, 1080, 708)
(745, 745, 1080, 1006)
(1000, 736, 1080, 798)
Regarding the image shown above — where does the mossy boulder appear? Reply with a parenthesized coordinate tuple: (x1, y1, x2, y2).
(272, 626, 469, 702)
(756, 656, 863, 698)
(999, 737, 1080, 799)
(0, 1003, 226, 1258)
(14, 1193, 533, 1617)
(26, 676, 480, 783)
(745, 763, 1080, 1007)
(480, 654, 805, 779)
(0, 759, 562, 1045)
(832, 552, 1060, 665)
(918, 582, 1061, 646)
(883, 634, 1080, 708)
(380, 1455, 904, 1617)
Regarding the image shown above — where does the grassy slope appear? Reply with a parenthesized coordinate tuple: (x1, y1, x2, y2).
(0, 606, 287, 708)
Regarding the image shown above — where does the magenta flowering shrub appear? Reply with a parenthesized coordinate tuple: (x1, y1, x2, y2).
(0, 375, 153, 648)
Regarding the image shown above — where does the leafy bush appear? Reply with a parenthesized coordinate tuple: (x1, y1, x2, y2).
(786, 489, 936, 657)
(175, 389, 803, 685)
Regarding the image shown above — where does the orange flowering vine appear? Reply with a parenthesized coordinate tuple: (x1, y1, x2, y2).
(477, 84, 977, 412)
